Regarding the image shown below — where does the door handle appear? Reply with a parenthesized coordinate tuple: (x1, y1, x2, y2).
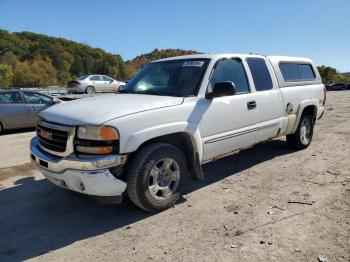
(247, 101, 257, 110)
(30, 106, 36, 111)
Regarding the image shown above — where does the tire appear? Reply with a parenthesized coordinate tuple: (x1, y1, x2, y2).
(127, 143, 188, 213)
(86, 86, 96, 94)
(286, 114, 314, 150)
(0, 122, 3, 133)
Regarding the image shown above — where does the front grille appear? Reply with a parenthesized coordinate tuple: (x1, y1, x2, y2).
(37, 124, 69, 153)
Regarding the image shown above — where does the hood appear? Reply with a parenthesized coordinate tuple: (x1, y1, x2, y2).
(40, 94, 184, 126)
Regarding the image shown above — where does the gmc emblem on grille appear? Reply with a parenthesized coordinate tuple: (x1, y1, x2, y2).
(40, 129, 53, 140)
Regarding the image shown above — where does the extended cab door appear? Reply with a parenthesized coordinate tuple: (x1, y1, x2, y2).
(246, 57, 282, 142)
(200, 58, 259, 162)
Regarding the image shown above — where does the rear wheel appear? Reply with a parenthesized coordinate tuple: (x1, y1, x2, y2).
(86, 86, 96, 94)
(286, 114, 314, 149)
(0, 122, 3, 133)
(127, 143, 188, 213)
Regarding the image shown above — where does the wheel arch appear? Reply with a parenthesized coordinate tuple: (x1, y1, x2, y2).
(292, 100, 318, 134)
(86, 85, 95, 93)
(127, 131, 204, 181)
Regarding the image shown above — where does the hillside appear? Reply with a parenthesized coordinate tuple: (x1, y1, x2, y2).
(125, 48, 200, 75)
(0, 29, 127, 87)
(0, 29, 199, 87)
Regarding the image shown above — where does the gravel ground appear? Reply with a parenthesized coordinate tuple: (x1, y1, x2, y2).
(0, 91, 349, 262)
(0, 129, 35, 169)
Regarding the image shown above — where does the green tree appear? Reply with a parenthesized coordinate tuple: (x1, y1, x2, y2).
(317, 65, 350, 84)
(317, 66, 338, 84)
(0, 64, 13, 88)
(13, 61, 35, 87)
(30, 56, 58, 86)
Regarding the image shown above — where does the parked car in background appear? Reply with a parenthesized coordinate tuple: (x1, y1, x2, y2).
(326, 82, 348, 91)
(0, 89, 61, 133)
(67, 75, 125, 94)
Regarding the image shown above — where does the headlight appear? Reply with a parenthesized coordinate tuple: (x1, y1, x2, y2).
(77, 126, 119, 141)
(75, 126, 119, 155)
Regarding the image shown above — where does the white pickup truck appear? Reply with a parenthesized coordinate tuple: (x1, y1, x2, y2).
(30, 54, 326, 212)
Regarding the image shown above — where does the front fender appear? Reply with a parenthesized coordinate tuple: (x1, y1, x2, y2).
(123, 121, 204, 160)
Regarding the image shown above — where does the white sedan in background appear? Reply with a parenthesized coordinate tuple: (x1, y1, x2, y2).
(67, 75, 125, 94)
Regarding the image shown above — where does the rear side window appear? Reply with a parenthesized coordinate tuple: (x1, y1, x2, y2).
(279, 63, 315, 81)
(90, 75, 102, 81)
(0, 92, 23, 103)
(102, 75, 113, 81)
(247, 58, 273, 91)
(210, 59, 249, 94)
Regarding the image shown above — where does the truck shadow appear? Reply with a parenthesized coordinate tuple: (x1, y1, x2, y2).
(0, 139, 294, 262)
(0, 127, 36, 136)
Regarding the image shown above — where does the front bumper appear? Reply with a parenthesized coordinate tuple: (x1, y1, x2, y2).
(30, 137, 127, 197)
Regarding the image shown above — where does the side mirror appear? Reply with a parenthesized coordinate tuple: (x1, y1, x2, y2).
(52, 98, 61, 104)
(206, 81, 236, 99)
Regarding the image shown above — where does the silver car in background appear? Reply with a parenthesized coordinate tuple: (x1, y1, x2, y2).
(0, 89, 61, 133)
(67, 75, 125, 94)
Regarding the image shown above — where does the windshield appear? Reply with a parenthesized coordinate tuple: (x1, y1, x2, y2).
(121, 59, 210, 97)
(77, 75, 89, 80)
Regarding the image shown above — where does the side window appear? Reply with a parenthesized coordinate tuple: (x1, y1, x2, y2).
(23, 92, 53, 104)
(0, 92, 23, 103)
(90, 75, 101, 81)
(298, 64, 315, 80)
(210, 59, 249, 94)
(102, 75, 113, 81)
(279, 63, 315, 81)
(247, 58, 273, 91)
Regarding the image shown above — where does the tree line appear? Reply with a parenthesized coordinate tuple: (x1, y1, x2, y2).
(316, 66, 350, 84)
(0, 29, 128, 87)
(0, 29, 349, 88)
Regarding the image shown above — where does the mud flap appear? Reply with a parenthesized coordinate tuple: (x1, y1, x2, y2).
(286, 114, 296, 134)
(189, 152, 204, 181)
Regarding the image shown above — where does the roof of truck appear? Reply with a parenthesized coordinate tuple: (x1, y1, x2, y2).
(154, 54, 312, 63)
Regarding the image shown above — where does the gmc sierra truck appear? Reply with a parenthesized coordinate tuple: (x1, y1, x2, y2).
(30, 54, 326, 212)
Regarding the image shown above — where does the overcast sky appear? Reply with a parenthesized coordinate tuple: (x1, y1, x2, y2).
(0, 0, 349, 71)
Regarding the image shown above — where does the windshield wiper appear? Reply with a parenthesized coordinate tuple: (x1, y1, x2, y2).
(139, 90, 171, 96)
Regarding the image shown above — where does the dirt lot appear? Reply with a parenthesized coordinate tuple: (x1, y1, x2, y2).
(0, 91, 349, 262)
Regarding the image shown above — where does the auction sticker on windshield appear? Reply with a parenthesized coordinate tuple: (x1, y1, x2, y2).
(182, 61, 205, 67)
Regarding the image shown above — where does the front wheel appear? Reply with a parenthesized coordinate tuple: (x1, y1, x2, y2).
(127, 143, 188, 213)
(286, 114, 314, 150)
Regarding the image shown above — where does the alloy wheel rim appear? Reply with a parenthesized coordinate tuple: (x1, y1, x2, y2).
(300, 118, 311, 145)
(148, 158, 180, 201)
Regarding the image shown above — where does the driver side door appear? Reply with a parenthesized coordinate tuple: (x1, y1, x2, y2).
(199, 58, 259, 162)
(22, 91, 54, 126)
(102, 75, 116, 92)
